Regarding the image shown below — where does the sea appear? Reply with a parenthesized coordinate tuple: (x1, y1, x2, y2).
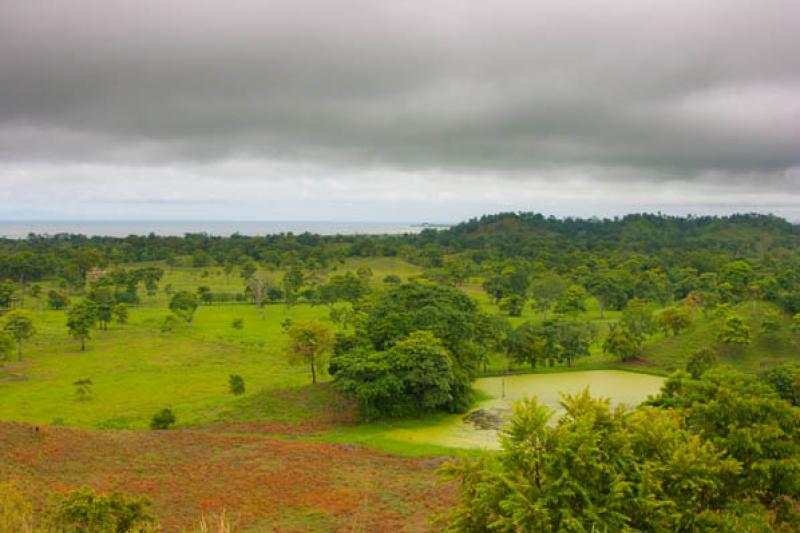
(0, 220, 445, 239)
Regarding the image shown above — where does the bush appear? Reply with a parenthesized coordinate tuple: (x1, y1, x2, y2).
(229, 374, 245, 395)
(231, 318, 244, 330)
(51, 486, 155, 532)
(150, 408, 176, 430)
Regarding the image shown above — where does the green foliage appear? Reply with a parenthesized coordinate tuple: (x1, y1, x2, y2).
(2, 310, 35, 359)
(761, 364, 800, 406)
(169, 291, 198, 323)
(51, 486, 155, 532)
(332, 331, 456, 420)
(443, 391, 768, 532)
(620, 298, 657, 338)
(67, 300, 96, 351)
(228, 374, 245, 395)
(0, 332, 13, 363)
(150, 408, 176, 430)
(231, 317, 244, 330)
(602, 321, 642, 361)
(112, 303, 129, 325)
(47, 289, 70, 310)
(760, 309, 782, 337)
(717, 314, 751, 349)
(658, 305, 692, 336)
(383, 274, 401, 284)
(530, 273, 567, 320)
(650, 367, 800, 524)
(498, 293, 524, 316)
(686, 347, 718, 378)
(286, 320, 335, 384)
(554, 284, 588, 316)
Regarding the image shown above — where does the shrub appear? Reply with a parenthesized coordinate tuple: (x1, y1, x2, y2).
(231, 318, 244, 330)
(50, 486, 155, 532)
(150, 408, 176, 430)
(229, 374, 245, 395)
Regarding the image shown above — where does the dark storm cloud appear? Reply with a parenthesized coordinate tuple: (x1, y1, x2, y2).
(0, 0, 797, 179)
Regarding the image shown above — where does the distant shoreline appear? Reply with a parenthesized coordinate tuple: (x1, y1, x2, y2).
(0, 220, 453, 239)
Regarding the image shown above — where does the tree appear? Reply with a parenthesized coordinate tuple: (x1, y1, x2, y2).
(47, 289, 70, 310)
(658, 306, 692, 336)
(761, 364, 800, 406)
(286, 320, 335, 384)
(150, 408, 176, 430)
(169, 291, 198, 324)
(2, 311, 35, 360)
(686, 347, 717, 378)
(112, 303, 129, 325)
(0, 332, 13, 362)
(51, 487, 155, 532)
(506, 321, 547, 368)
(602, 322, 642, 361)
(554, 284, 588, 316)
(332, 331, 456, 419)
(88, 285, 114, 330)
(229, 374, 245, 395)
(717, 314, 751, 352)
(543, 318, 597, 367)
(498, 294, 524, 316)
(282, 264, 304, 302)
(760, 309, 782, 338)
(443, 391, 757, 532)
(530, 273, 567, 320)
(620, 298, 657, 338)
(67, 301, 96, 351)
(650, 368, 800, 520)
(0, 279, 16, 309)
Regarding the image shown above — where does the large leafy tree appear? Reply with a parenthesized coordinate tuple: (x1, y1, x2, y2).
(333, 332, 458, 419)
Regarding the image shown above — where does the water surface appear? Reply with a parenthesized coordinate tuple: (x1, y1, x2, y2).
(387, 370, 665, 450)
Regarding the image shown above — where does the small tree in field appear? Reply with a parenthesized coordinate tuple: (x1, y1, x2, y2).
(229, 374, 245, 395)
(286, 320, 335, 384)
(67, 301, 96, 351)
(717, 314, 751, 353)
(150, 409, 176, 430)
(169, 291, 198, 324)
(112, 303, 129, 325)
(3, 311, 35, 360)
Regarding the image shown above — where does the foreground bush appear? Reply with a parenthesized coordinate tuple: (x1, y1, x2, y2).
(443, 370, 799, 531)
(51, 487, 156, 532)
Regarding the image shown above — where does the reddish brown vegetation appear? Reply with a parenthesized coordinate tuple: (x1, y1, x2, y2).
(0, 422, 453, 531)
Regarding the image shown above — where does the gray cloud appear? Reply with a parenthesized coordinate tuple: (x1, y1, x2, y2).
(0, 0, 798, 219)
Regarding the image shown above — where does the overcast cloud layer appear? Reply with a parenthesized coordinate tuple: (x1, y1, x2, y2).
(1, 0, 798, 221)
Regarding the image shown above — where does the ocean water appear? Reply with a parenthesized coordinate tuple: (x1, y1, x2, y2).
(0, 220, 432, 239)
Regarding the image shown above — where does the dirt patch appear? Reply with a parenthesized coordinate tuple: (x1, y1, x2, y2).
(0, 421, 454, 532)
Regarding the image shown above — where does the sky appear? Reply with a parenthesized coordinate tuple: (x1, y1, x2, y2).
(0, 0, 798, 222)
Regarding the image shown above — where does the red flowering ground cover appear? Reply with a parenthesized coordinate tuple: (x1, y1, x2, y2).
(0, 422, 454, 531)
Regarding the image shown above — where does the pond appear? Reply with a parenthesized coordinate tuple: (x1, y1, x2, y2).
(385, 370, 666, 450)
